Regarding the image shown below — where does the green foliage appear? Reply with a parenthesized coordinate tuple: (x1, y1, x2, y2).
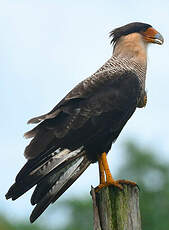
(0, 215, 42, 230)
(1, 142, 169, 230)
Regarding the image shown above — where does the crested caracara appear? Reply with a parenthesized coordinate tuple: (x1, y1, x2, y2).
(6, 22, 164, 223)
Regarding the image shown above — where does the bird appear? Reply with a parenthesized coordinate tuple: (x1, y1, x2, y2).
(6, 22, 164, 223)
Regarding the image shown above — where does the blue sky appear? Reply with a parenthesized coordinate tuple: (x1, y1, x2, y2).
(1, 0, 169, 224)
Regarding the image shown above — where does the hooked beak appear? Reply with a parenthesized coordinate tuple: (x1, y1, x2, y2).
(142, 27, 164, 45)
(153, 32, 164, 45)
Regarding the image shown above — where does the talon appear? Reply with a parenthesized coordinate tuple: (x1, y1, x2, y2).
(95, 183, 107, 192)
(95, 181, 123, 192)
(112, 181, 123, 190)
(117, 179, 137, 187)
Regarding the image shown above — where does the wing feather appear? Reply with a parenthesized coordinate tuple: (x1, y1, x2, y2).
(24, 69, 141, 159)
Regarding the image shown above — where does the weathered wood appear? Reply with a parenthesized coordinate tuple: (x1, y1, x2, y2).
(91, 184, 141, 230)
(91, 186, 102, 230)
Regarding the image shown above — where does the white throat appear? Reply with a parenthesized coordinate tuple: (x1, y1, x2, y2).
(113, 33, 148, 68)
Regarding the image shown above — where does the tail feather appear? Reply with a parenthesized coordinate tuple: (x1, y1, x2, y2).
(30, 155, 90, 223)
(6, 147, 84, 200)
(6, 148, 68, 200)
(16, 146, 58, 182)
(5, 147, 90, 222)
(51, 156, 90, 204)
(30, 148, 84, 205)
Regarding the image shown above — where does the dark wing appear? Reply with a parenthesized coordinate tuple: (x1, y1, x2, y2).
(24, 69, 141, 159)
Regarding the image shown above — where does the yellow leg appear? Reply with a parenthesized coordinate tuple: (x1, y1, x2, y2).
(98, 157, 105, 184)
(95, 152, 123, 191)
(101, 152, 115, 184)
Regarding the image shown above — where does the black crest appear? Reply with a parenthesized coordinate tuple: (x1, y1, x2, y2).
(110, 22, 152, 45)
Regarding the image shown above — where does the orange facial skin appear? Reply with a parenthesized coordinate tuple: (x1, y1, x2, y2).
(142, 27, 164, 45)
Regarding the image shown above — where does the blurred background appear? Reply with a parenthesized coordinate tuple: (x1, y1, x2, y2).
(1, 0, 169, 229)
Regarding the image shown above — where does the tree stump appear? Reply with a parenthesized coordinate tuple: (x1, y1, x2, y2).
(91, 184, 141, 230)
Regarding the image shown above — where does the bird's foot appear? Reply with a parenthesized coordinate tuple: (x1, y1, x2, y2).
(116, 179, 138, 187)
(95, 179, 138, 192)
(95, 180, 123, 192)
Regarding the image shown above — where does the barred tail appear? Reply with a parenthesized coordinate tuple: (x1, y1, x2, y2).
(5, 147, 90, 223)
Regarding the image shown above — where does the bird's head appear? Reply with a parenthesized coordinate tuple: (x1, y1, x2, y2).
(110, 22, 164, 66)
(110, 22, 164, 46)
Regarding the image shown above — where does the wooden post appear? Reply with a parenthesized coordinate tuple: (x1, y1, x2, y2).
(91, 184, 141, 230)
